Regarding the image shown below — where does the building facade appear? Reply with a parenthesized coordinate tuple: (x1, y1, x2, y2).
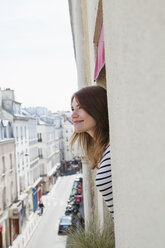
(26, 116, 41, 216)
(0, 120, 17, 248)
(0, 89, 31, 246)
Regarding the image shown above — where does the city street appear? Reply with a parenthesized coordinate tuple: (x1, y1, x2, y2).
(25, 174, 79, 248)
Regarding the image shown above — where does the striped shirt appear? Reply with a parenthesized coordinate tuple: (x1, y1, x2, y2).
(95, 144, 114, 217)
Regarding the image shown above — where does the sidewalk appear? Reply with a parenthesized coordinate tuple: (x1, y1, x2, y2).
(9, 180, 59, 248)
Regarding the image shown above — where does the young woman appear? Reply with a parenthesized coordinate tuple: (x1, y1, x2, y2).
(71, 85, 114, 217)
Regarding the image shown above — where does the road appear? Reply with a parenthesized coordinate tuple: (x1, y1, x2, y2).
(25, 174, 79, 248)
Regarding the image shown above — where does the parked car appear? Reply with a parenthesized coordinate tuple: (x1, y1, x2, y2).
(67, 196, 75, 204)
(71, 159, 79, 167)
(75, 176, 83, 182)
(65, 203, 79, 215)
(75, 195, 82, 203)
(58, 215, 72, 234)
(65, 205, 73, 215)
(78, 184, 82, 189)
(71, 188, 77, 195)
(77, 188, 82, 194)
(73, 182, 81, 190)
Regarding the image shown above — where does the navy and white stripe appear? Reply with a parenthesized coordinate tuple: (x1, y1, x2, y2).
(96, 144, 114, 217)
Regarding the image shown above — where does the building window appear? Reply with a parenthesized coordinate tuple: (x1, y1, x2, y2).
(3, 187, 7, 210)
(37, 133, 42, 142)
(9, 122, 13, 138)
(38, 148, 43, 158)
(15, 126, 18, 141)
(11, 182, 14, 202)
(21, 127, 23, 140)
(2, 156, 5, 174)
(17, 152, 20, 168)
(3, 126, 7, 138)
(19, 176, 23, 193)
(10, 153, 13, 169)
(25, 149, 29, 163)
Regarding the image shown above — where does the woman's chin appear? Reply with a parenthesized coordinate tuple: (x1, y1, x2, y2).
(74, 129, 83, 133)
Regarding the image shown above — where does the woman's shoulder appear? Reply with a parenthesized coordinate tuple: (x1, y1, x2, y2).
(103, 143, 110, 156)
(99, 143, 110, 164)
(98, 143, 111, 170)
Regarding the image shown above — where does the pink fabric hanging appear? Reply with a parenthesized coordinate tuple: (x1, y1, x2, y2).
(94, 24, 105, 81)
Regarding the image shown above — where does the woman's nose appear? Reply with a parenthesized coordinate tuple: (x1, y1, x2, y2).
(72, 109, 79, 118)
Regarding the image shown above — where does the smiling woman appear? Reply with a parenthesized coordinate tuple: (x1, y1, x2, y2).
(70, 85, 114, 218)
(71, 97, 96, 137)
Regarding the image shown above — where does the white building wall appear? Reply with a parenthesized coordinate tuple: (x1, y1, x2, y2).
(37, 123, 58, 176)
(68, 0, 107, 229)
(63, 119, 80, 161)
(38, 125, 47, 175)
(55, 115, 65, 162)
(28, 118, 40, 185)
(102, 1, 165, 247)
(81, 0, 98, 84)
(0, 119, 17, 248)
(14, 119, 30, 195)
(0, 140, 17, 213)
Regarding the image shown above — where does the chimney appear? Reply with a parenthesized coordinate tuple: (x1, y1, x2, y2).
(2, 88, 15, 101)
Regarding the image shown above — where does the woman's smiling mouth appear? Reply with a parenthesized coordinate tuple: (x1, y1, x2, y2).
(74, 120, 84, 124)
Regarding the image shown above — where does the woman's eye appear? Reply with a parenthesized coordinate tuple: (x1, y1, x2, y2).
(71, 105, 82, 112)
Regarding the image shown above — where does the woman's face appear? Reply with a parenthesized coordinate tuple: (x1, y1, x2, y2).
(71, 97, 96, 137)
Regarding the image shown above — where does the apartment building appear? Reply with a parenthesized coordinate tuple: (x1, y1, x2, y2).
(25, 107, 61, 194)
(54, 113, 64, 163)
(0, 89, 41, 240)
(0, 119, 17, 248)
(0, 91, 69, 247)
(37, 118, 58, 193)
(25, 115, 41, 215)
(14, 114, 30, 196)
(0, 89, 31, 244)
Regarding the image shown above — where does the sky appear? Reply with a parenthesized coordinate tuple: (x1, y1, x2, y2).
(0, 0, 78, 112)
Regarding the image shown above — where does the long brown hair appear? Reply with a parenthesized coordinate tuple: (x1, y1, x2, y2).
(70, 85, 109, 169)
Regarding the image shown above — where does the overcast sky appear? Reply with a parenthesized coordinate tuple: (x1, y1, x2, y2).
(0, 0, 78, 112)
